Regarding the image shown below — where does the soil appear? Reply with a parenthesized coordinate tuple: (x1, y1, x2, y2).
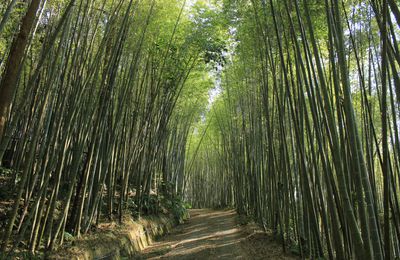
(135, 209, 297, 259)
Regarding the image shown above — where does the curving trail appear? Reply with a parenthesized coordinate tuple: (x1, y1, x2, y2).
(136, 209, 296, 259)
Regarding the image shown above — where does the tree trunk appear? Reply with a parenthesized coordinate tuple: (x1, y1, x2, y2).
(0, 0, 41, 145)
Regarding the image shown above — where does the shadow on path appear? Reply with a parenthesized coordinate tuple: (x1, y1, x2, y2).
(137, 209, 245, 259)
(135, 209, 296, 259)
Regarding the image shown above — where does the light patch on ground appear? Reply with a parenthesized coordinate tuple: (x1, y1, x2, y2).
(136, 209, 297, 259)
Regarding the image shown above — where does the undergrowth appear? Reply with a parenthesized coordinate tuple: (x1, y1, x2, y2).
(126, 181, 190, 223)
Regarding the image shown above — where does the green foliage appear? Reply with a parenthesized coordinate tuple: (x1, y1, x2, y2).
(126, 198, 138, 215)
(0, 1, 28, 54)
(63, 231, 75, 242)
(187, 1, 228, 67)
(0, 166, 14, 200)
(1, 0, 398, 258)
(163, 195, 189, 224)
(0, 166, 12, 176)
(159, 181, 190, 223)
(185, 0, 400, 259)
(140, 194, 162, 216)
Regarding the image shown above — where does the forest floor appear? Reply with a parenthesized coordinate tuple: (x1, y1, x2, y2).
(134, 209, 297, 259)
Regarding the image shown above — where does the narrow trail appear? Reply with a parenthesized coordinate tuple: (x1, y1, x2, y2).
(137, 209, 295, 259)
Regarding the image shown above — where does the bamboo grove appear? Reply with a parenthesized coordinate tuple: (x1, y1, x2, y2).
(1, 0, 400, 259)
(0, 0, 223, 254)
(185, 0, 400, 259)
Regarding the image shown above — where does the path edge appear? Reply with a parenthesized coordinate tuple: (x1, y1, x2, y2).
(46, 213, 189, 260)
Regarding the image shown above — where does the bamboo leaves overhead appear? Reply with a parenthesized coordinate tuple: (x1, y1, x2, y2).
(185, 0, 400, 259)
(0, 0, 222, 253)
(1, 0, 400, 258)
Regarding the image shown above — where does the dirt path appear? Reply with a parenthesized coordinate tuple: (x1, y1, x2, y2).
(136, 209, 296, 259)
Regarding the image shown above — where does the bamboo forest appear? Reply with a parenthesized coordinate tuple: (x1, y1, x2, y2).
(0, 0, 399, 259)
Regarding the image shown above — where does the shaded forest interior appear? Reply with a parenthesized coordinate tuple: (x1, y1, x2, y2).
(0, 0, 400, 259)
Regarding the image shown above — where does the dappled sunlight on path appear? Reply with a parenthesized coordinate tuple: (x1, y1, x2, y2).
(138, 209, 245, 259)
(136, 209, 295, 259)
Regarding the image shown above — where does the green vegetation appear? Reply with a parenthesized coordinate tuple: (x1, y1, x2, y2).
(0, 0, 400, 259)
(0, 0, 222, 254)
(185, 0, 400, 259)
